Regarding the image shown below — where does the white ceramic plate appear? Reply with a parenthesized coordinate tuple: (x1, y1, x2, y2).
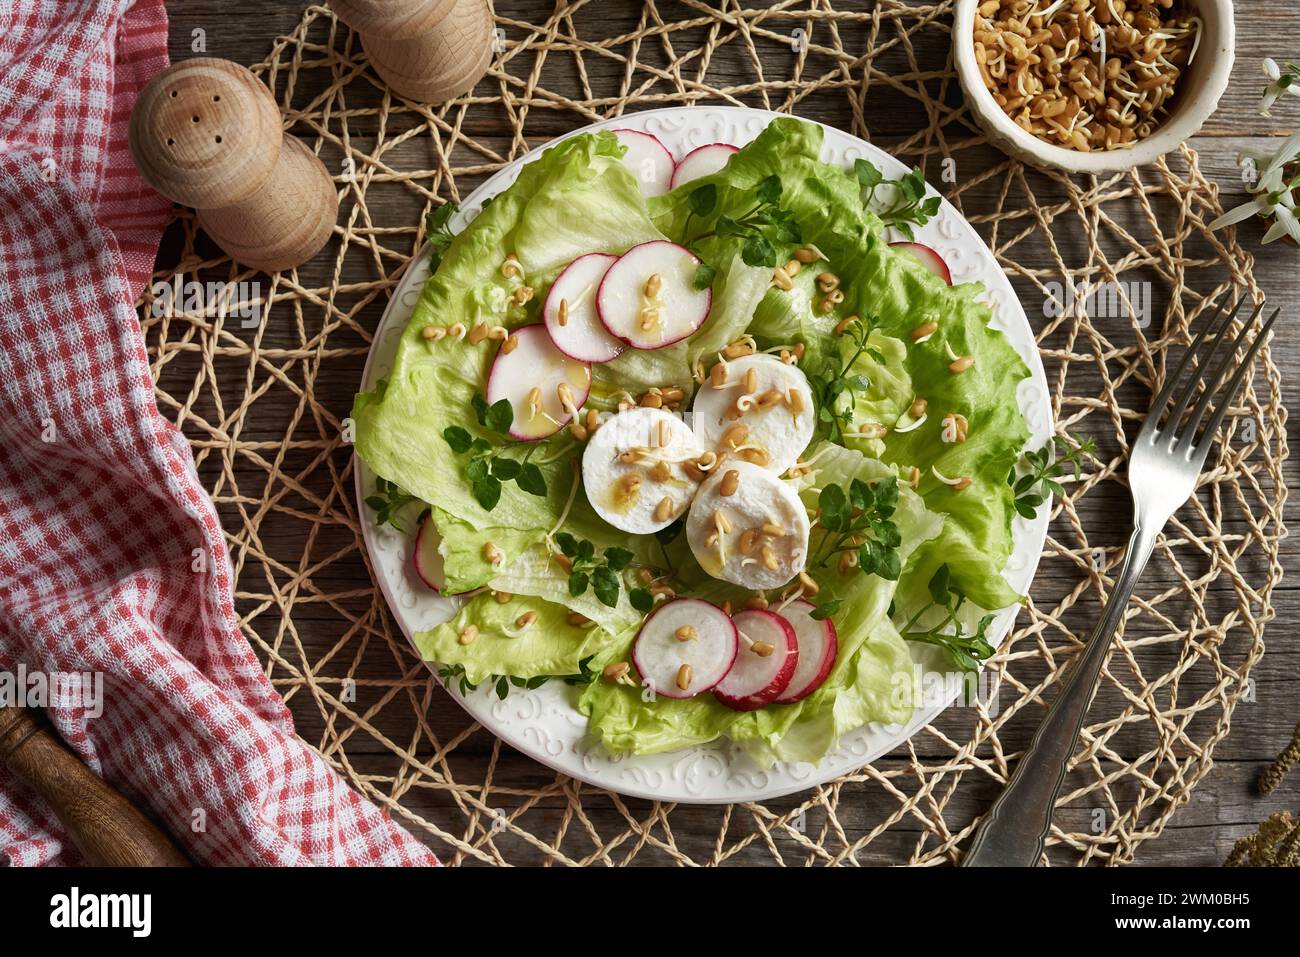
(354, 106, 1052, 804)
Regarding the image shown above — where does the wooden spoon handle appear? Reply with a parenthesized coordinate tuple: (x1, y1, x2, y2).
(0, 707, 190, 866)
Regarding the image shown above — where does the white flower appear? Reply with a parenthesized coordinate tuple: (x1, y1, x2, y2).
(1259, 57, 1300, 116)
(1209, 196, 1272, 233)
(1262, 204, 1300, 244)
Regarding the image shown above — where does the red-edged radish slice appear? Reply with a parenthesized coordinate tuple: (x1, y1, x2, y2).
(631, 598, 738, 699)
(543, 253, 624, 363)
(771, 599, 838, 703)
(889, 241, 952, 285)
(612, 129, 674, 197)
(486, 324, 591, 441)
(597, 241, 711, 350)
(670, 143, 739, 190)
(412, 512, 445, 592)
(714, 609, 799, 711)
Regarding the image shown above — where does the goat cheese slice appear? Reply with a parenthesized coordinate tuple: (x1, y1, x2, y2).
(690, 353, 815, 475)
(581, 406, 703, 535)
(686, 460, 810, 589)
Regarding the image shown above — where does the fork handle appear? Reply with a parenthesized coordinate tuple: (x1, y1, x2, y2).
(961, 523, 1158, 867)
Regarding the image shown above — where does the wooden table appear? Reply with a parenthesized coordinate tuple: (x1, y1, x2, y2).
(154, 1, 1300, 865)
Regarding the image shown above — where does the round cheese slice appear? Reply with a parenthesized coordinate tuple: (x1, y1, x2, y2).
(690, 353, 815, 475)
(686, 460, 810, 589)
(581, 406, 704, 535)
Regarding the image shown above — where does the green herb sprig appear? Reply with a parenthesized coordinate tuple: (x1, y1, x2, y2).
(425, 202, 458, 270)
(439, 654, 598, 701)
(683, 175, 801, 269)
(854, 160, 941, 242)
(438, 663, 549, 701)
(1009, 434, 1096, 519)
(808, 317, 885, 446)
(810, 598, 842, 621)
(443, 394, 547, 510)
(554, 533, 653, 610)
(809, 476, 902, 581)
(899, 563, 995, 681)
(365, 477, 420, 533)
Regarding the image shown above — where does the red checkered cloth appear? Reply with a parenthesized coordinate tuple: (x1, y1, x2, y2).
(0, 0, 437, 866)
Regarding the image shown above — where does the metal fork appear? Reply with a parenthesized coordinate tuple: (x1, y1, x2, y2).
(962, 296, 1279, 867)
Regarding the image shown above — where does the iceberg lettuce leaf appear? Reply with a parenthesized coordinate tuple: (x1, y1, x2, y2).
(417, 591, 623, 685)
(353, 132, 666, 592)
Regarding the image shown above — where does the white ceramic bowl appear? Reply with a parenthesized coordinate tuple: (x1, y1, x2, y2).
(952, 0, 1235, 173)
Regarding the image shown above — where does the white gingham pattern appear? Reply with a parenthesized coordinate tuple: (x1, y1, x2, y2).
(0, 0, 436, 866)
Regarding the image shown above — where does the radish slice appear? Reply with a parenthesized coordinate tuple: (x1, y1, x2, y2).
(543, 253, 624, 363)
(670, 143, 739, 189)
(612, 129, 674, 197)
(771, 600, 838, 703)
(713, 609, 799, 711)
(631, 598, 738, 699)
(412, 512, 444, 592)
(889, 241, 952, 285)
(597, 241, 711, 350)
(486, 324, 591, 441)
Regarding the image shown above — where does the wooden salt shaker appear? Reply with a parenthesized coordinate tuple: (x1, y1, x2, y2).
(330, 0, 494, 103)
(129, 58, 337, 274)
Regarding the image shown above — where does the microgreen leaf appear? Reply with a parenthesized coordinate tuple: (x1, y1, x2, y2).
(900, 562, 996, 686)
(688, 183, 718, 216)
(516, 462, 547, 497)
(603, 547, 634, 571)
(811, 474, 903, 583)
(555, 532, 579, 557)
(471, 475, 502, 511)
(629, 588, 655, 613)
(810, 598, 843, 621)
(443, 425, 473, 454)
(854, 158, 883, 190)
(591, 566, 621, 608)
(692, 262, 717, 290)
(741, 234, 777, 267)
(1009, 433, 1095, 518)
(367, 478, 419, 533)
(755, 174, 783, 204)
(491, 457, 521, 480)
(808, 316, 879, 445)
(683, 173, 800, 267)
(485, 398, 514, 435)
(425, 202, 458, 271)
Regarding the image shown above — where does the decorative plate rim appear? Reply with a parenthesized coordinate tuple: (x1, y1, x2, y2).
(353, 105, 1053, 804)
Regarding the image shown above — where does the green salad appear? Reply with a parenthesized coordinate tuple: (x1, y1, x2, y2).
(352, 117, 1037, 766)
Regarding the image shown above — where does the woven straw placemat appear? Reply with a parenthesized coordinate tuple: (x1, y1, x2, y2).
(141, 1, 1288, 865)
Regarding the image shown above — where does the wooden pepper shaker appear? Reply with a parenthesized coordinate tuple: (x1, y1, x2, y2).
(0, 706, 190, 866)
(129, 58, 338, 274)
(329, 0, 494, 103)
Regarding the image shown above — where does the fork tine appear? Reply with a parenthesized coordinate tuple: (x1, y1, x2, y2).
(1140, 297, 1238, 442)
(1186, 306, 1280, 459)
(1175, 301, 1268, 449)
(1151, 298, 1244, 443)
